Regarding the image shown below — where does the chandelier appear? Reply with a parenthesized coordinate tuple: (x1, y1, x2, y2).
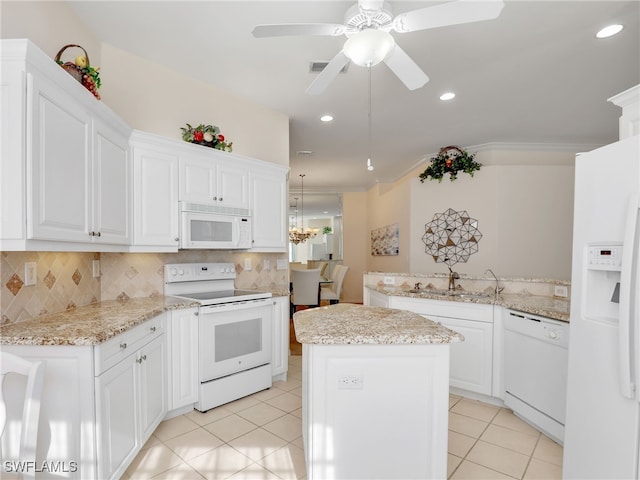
(289, 174, 319, 245)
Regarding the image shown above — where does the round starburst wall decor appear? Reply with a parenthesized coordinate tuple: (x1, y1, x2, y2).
(422, 208, 482, 267)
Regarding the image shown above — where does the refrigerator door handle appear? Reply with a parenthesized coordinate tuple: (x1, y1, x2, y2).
(619, 192, 640, 400)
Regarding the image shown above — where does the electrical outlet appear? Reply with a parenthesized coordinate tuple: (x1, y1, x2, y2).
(276, 258, 288, 270)
(24, 262, 36, 286)
(554, 285, 568, 298)
(383, 276, 395, 285)
(337, 375, 363, 390)
(92, 260, 101, 278)
(263, 258, 271, 271)
(244, 258, 252, 271)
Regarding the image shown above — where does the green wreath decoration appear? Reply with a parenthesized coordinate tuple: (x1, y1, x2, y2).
(419, 146, 481, 183)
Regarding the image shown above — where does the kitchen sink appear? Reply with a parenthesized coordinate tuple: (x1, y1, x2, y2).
(408, 289, 449, 296)
(456, 292, 492, 299)
(407, 289, 492, 299)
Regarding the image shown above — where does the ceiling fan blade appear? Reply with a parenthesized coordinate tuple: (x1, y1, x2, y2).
(358, 0, 385, 11)
(392, 0, 505, 33)
(383, 45, 429, 90)
(252, 23, 345, 38)
(306, 51, 350, 95)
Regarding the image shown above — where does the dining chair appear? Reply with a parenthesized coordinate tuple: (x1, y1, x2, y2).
(321, 265, 349, 305)
(290, 268, 322, 318)
(0, 352, 46, 479)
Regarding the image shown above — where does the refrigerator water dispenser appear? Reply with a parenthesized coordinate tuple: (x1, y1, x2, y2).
(584, 243, 622, 323)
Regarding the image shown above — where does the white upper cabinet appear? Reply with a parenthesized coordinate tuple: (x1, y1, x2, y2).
(249, 165, 289, 251)
(130, 131, 180, 250)
(179, 147, 249, 209)
(0, 39, 132, 251)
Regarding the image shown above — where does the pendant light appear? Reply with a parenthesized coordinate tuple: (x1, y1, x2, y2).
(288, 174, 318, 244)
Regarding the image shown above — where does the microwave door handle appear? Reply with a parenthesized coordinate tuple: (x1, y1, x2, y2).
(233, 218, 240, 248)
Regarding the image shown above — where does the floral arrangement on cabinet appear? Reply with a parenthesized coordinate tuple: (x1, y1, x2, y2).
(181, 123, 233, 152)
(419, 146, 481, 183)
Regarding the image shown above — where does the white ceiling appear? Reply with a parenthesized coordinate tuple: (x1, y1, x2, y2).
(70, 0, 639, 209)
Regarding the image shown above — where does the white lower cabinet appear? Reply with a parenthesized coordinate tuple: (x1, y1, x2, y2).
(386, 296, 496, 397)
(271, 297, 289, 381)
(166, 307, 199, 412)
(95, 315, 167, 479)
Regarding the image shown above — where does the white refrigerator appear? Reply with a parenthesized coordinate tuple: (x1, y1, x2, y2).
(563, 135, 640, 479)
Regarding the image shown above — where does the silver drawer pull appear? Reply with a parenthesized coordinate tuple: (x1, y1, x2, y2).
(136, 357, 143, 364)
(120, 342, 127, 349)
(142, 354, 147, 361)
(150, 326, 156, 332)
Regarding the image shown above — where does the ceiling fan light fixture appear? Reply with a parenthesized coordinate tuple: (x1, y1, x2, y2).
(343, 29, 395, 67)
(596, 24, 623, 38)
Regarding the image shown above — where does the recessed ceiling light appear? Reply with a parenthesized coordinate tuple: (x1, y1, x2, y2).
(320, 115, 334, 122)
(440, 92, 456, 101)
(596, 24, 623, 38)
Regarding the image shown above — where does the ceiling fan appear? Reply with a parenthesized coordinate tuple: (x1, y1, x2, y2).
(252, 0, 505, 95)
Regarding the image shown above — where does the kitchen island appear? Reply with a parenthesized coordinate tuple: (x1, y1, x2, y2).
(293, 303, 463, 480)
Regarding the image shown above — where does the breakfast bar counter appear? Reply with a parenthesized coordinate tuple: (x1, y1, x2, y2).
(293, 304, 462, 480)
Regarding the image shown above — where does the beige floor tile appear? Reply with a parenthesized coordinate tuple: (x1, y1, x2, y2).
(236, 402, 287, 426)
(451, 398, 500, 423)
(204, 414, 258, 442)
(227, 463, 281, 480)
(186, 407, 233, 426)
(224, 395, 262, 413)
(532, 435, 563, 466)
(263, 414, 303, 442)
(448, 430, 477, 458)
(450, 395, 462, 409)
(290, 407, 303, 419)
(466, 440, 530, 478)
(450, 460, 515, 479)
(126, 443, 184, 479)
(448, 454, 463, 478)
(153, 415, 200, 442)
(287, 370, 303, 382)
(523, 458, 563, 479)
(289, 385, 303, 397)
(228, 428, 288, 461)
(290, 436, 304, 450)
(273, 377, 302, 392)
(164, 427, 225, 461)
(258, 443, 307, 480)
(151, 461, 205, 479)
(252, 387, 289, 402)
(449, 412, 489, 438)
(141, 434, 162, 450)
(491, 409, 541, 436)
(480, 424, 539, 456)
(187, 445, 253, 480)
(264, 392, 303, 413)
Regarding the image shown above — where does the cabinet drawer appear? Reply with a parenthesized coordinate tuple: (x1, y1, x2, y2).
(94, 314, 165, 376)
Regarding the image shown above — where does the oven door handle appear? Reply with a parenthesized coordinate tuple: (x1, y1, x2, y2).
(199, 298, 273, 314)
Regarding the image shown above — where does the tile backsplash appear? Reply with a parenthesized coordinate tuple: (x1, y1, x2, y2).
(1, 251, 288, 325)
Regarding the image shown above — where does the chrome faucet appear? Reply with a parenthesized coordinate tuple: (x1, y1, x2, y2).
(448, 271, 459, 291)
(414, 282, 423, 290)
(485, 269, 503, 298)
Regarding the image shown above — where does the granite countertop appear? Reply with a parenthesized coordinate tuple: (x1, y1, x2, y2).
(0, 296, 198, 346)
(293, 303, 464, 345)
(366, 285, 570, 322)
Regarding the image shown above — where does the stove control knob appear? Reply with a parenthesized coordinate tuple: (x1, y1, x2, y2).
(169, 268, 177, 276)
(178, 269, 184, 276)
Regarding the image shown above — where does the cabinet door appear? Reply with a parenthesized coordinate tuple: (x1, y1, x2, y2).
(179, 154, 217, 203)
(250, 169, 287, 250)
(138, 335, 167, 441)
(132, 146, 179, 247)
(271, 297, 289, 378)
(437, 317, 494, 396)
(167, 308, 199, 410)
(93, 118, 131, 244)
(28, 73, 92, 241)
(95, 353, 139, 480)
(217, 161, 249, 208)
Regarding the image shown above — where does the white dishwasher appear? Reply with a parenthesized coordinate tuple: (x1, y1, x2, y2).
(503, 309, 569, 444)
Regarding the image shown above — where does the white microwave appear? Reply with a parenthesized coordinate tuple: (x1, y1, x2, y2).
(179, 202, 252, 249)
